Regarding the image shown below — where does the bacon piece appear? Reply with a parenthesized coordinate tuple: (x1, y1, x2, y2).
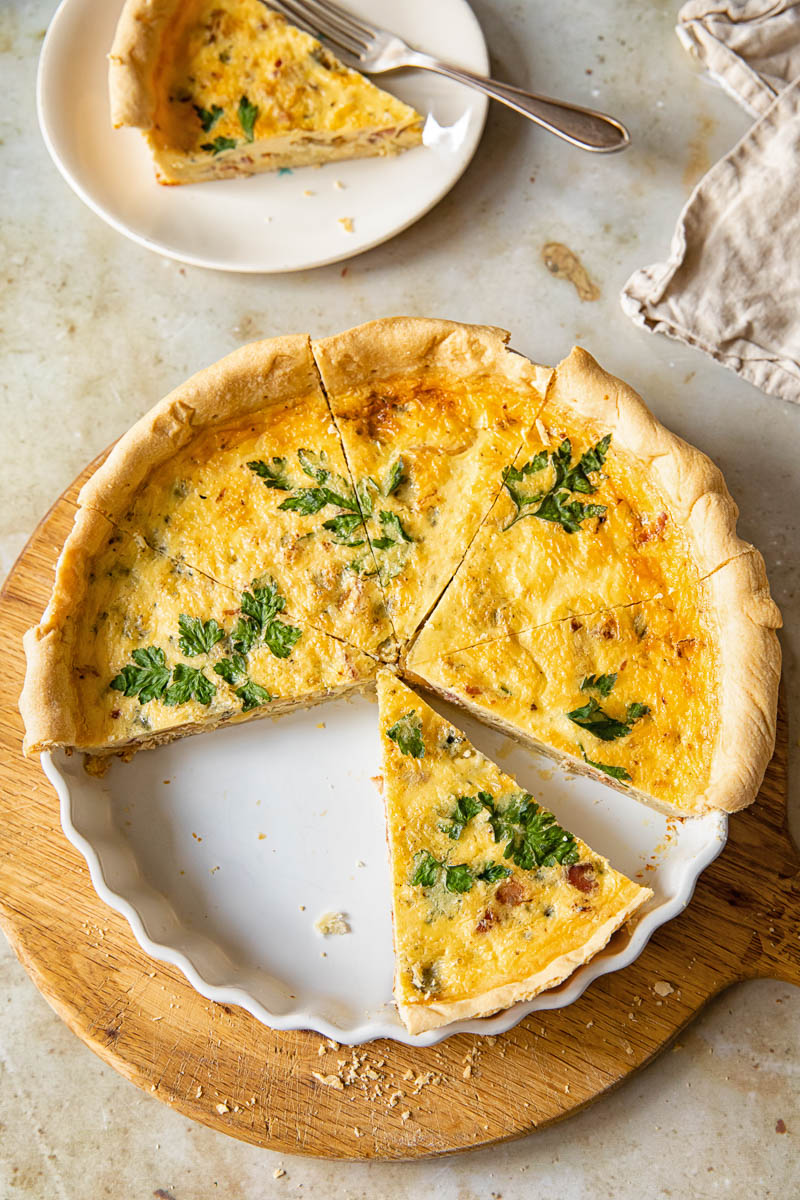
(496, 878, 528, 906)
(567, 863, 598, 894)
(475, 909, 498, 934)
(636, 511, 668, 545)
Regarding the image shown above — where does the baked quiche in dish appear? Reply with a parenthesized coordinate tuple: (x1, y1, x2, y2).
(19, 317, 780, 1029)
(109, 0, 423, 184)
(377, 673, 652, 1033)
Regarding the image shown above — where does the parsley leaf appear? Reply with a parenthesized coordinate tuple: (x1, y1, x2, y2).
(110, 646, 170, 703)
(297, 448, 330, 484)
(386, 710, 425, 757)
(194, 103, 223, 133)
(410, 850, 440, 887)
(384, 458, 405, 496)
(278, 487, 330, 515)
(322, 511, 365, 546)
(247, 457, 291, 491)
(164, 663, 216, 707)
(477, 862, 512, 883)
(500, 796, 579, 869)
(502, 437, 610, 533)
(213, 654, 247, 684)
(567, 697, 650, 741)
(356, 477, 376, 518)
(580, 745, 632, 782)
(236, 680, 272, 712)
(263, 619, 302, 659)
(237, 94, 258, 142)
(444, 864, 474, 893)
(241, 580, 285, 628)
(580, 672, 617, 698)
(441, 794, 484, 840)
(535, 491, 606, 534)
(379, 510, 413, 544)
(231, 616, 260, 656)
(178, 614, 225, 657)
(201, 135, 237, 155)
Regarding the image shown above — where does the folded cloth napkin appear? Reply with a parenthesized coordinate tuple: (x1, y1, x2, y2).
(621, 1, 800, 404)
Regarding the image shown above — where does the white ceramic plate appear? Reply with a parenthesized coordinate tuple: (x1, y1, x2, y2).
(36, 0, 489, 272)
(44, 690, 727, 1046)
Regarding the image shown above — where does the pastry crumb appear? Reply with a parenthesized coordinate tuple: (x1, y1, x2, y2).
(273, 1166, 286, 1179)
(338, 217, 354, 233)
(312, 1072, 344, 1090)
(653, 980, 674, 997)
(333, 179, 345, 190)
(314, 911, 351, 936)
(215, 1102, 229, 1114)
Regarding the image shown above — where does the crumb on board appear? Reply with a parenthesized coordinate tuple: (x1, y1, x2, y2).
(314, 911, 351, 937)
(338, 217, 354, 233)
(215, 1102, 229, 1114)
(313, 1072, 344, 1090)
(654, 980, 674, 997)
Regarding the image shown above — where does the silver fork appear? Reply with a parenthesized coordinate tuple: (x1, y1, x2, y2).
(262, 0, 629, 153)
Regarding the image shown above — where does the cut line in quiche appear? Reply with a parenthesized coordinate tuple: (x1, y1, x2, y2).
(377, 672, 652, 1033)
(20, 507, 376, 757)
(109, 0, 423, 184)
(312, 318, 552, 643)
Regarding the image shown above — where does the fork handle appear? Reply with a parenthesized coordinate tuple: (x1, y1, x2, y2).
(406, 53, 629, 153)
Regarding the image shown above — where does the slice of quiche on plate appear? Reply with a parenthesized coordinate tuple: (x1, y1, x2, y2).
(20, 507, 376, 759)
(377, 672, 652, 1034)
(409, 346, 755, 662)
(109, 0, 423, 184)
(407, 558, 781, 818)
(78, 335, 395, 660)
(313, 318, 552, 644)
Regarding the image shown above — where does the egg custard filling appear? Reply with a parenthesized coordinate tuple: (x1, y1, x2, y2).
(109, 0, 423, 184)
(378, 673, 652, 1033)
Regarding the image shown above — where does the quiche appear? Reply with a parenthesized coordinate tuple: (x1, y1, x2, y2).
(21, 508, 376, 757)
(312, 318, 552, 642)
(377, 673, 652, 1033)
(109, 0, 423, 184)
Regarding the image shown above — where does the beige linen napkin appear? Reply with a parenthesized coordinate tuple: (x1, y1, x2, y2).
(621, 1, 800, 404)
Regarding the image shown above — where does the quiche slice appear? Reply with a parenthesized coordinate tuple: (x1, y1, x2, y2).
(109, 0, 423, 184)
(377, 673, 652, 1034)
(313, 318, 552, 643)
(407, 554, 781, 817)
(20, 508, 376, 758)
(78, 335, 395, 660)
(409, 346, 753, 662)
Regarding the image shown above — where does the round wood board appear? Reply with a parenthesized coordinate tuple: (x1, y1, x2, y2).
(1, 455, 798, 1161)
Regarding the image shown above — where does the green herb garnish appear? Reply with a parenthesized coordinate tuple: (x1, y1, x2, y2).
(201, 135, 237, 155)
(163, 663, 216, 707)
(236, 680, 272, 712)
(213, 654, 247, 684)
(579, 745, 632, 782)
(567, 697, 650, 741)
(580, 672, 617, 698)
(384, 458, 405, 496)
(502, 436, 610, 533)
(322, 511, 365, 546)
(237, 95, 258, 142)
(378, 510, 413, 544)
(178, 614, 225, 657)
(410, 850, 440, 887)
(263, 618, 302, 659)
(441, 794, 485, 840)
(386, 711, 425, 758)
(444, 863, 474, 893)
(110, 646, 170, 703)
(247, 457, 291, 491)
(194, 103, 223, 133)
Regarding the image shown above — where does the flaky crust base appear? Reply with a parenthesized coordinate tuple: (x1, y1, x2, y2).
(397, 889, 651, 1034)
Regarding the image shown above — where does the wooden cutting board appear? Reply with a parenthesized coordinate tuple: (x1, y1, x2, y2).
(0, 455, 797, 1161)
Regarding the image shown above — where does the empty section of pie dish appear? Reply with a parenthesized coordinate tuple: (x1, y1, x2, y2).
(44, 691, 727, 1045)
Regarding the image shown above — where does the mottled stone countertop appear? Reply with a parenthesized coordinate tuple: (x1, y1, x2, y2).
(1, 0, 797, 1195)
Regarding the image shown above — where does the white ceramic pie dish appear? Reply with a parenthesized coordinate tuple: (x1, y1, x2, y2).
(36, 0, 489, 272)
(45, 689, 727, 1046)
